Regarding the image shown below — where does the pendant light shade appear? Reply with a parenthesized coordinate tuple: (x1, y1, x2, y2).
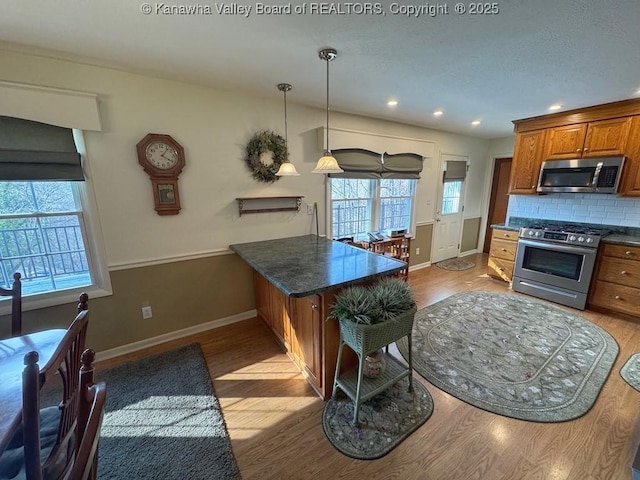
(275, 83, 299, 176)
(312, 48, 343, 174)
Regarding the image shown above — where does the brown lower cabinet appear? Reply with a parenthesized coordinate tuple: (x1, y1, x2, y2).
(487, 228, 519, 282)
(589, 243, 640, 317)
(252, 270, 357, 399)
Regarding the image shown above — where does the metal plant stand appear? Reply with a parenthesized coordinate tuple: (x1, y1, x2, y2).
(332, 307, 416, 425)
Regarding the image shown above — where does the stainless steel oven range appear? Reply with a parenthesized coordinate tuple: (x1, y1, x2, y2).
(512, 225, 610, 310)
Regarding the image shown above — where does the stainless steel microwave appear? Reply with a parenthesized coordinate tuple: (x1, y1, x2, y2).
(537, 156, 625, 194)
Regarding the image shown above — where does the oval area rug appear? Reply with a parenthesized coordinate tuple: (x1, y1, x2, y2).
(322, 377, 433, 459)
(397, 291, 619, 422)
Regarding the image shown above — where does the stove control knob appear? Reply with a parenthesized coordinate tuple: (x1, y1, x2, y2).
(577, 237, 585, 242)
(569, 235, 577, 241)
(528, 230, 534, 236)
(586, 237, 594, 244)
(534, 231, 541, 237)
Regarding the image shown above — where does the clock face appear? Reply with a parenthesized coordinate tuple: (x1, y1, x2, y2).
(145, 142, 179, 170)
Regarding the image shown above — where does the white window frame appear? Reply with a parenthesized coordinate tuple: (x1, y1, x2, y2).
(326, 177, 417, 240)
(0, 130, 112, 315)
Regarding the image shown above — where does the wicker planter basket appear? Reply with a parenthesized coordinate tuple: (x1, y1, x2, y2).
(338, 307, 417, 357)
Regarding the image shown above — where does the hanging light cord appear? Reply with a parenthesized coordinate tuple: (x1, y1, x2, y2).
(325, 55, 330, 153)
(283, 88, 288, 146)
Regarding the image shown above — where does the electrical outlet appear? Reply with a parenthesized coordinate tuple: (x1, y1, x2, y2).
(307, 205, 314, 215)
(416, 247, 420, 255)
(142, 305, 153, 319)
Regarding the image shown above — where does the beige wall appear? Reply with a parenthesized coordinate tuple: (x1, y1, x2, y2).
(0, 254, 254, 352)
(0, 45, 499, 352)
(410, 224, 433, 265)
(461, 217, 482, 252)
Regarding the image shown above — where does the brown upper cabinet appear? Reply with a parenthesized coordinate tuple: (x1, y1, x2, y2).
(544, 117, 631, 160)
(510, 98, 640, 196)
(618, 115, 640, 196)
(509, 129, 546, 194)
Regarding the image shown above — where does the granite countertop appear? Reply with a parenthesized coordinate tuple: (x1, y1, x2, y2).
(602, 233, 640, 247)
(490, 223, 520, 232)
(492, 217, 640, 246)
(229, 234, 407, 297)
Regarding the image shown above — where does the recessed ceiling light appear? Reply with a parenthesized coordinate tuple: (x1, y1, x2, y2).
(471, 120, 481, 126)
(549, 104, 563, 111)
(387, 100, 398, 106)
(433, 110, 444, 116)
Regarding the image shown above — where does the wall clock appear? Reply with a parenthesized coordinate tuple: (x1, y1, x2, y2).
(136, 133, 185, 215)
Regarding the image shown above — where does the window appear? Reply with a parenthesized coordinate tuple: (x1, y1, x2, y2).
(0, 181, 91, 296)
(330, 178, 416, 239)
(441, 180, 463, 215)
(0, 117, 111, 311)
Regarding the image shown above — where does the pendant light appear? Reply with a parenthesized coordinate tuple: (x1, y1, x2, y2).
(312, 48, 343, 174)
(275, 83, 300, 176)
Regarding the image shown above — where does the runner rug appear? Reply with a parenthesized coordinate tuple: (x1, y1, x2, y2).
(397, 291, 619, 422)
(96, 344, 240, 479)
(434, 258, 475, 271)
(620, 353, 640, 393)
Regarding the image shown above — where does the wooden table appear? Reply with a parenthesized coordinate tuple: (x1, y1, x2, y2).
(0, 329, 66, 455)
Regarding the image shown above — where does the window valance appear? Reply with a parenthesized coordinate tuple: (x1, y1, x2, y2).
(0, 116, 83, 181)
(329, 148, 423, 179)
(443, 160, 467, 181)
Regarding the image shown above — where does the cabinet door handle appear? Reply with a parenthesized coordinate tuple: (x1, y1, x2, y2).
(576, 148, 581, 152)
(583, 147, 589, 152)
(311, 304, 318, 310)
(531, 185, 536, 189)
(501, 248, 507, 252)
(503, 233, 509, 237)
(615, 295, 621, 300)
(626, 251, 632, 256)
(498, 267, 504, 271)
(620, 270, 627, 275)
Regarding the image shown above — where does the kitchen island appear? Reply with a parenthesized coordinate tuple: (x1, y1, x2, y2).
(230, 234, 407, 399)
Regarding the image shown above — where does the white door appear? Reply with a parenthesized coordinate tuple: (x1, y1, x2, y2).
(431, 155, 467, 263)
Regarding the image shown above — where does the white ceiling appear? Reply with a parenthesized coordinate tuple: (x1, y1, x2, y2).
(2, 1, 639, 138)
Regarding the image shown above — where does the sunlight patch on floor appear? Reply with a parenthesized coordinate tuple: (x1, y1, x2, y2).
(223, 396, 320, 439)
(101, 395, 224, 438)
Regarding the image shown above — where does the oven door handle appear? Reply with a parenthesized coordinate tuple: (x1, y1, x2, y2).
(517, 238, 596, 256)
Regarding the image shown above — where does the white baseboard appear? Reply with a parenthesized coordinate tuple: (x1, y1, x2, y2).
(409, 261, 431, 272)
(459, 249, 479, 257)
(95, 309, 256, 362)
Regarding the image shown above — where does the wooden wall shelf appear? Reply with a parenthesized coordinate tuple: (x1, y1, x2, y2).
(236, 196, 304, 216)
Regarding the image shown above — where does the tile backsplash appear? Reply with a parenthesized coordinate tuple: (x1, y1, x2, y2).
(507, 193, 640, 227)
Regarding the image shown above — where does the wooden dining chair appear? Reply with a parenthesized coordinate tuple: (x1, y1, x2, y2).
(3, 294, 91, 480)
(21, 348, 106, 480)
(0, 272, 22, 337)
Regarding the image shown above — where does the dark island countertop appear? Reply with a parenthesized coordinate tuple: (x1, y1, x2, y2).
(229, 234, 407, 298)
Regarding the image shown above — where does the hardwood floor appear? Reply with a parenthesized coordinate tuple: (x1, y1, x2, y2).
(97, 253, 640, 479)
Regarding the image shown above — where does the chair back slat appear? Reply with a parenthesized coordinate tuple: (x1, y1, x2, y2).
(0, 272, 22, 337)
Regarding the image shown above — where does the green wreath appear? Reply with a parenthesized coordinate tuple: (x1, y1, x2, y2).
(244, 130, 288, 183)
